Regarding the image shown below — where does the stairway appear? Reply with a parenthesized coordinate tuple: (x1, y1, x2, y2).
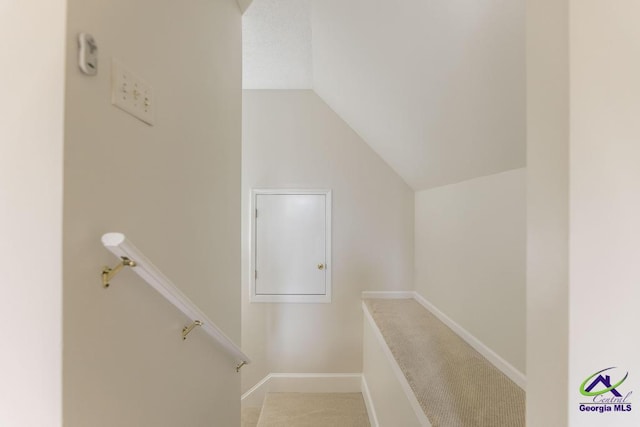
(243, 392, 371, 427)
(242, 297, 524, 427)
(363, 298, 525, 426)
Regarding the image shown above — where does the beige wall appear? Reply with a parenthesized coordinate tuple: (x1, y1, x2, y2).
(526, 0, 570, 424)
(63, 0, 243, 425)
(527, 2, 640, 425)
(414, 169, 526, 374)
(0, 0, 66, 425)
(569, 2, 640, 426)
(241, 90, 414, 392)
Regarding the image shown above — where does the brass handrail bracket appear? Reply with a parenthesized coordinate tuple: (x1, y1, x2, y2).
(102, 257, 137, 288)
(236, 361, 247, 372)
(182, 320, 203, 340)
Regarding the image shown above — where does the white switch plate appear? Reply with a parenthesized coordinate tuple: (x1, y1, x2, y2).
(111, 60, 154, 125)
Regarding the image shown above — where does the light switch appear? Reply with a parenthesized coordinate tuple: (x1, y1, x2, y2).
(111, 60, 154, 126)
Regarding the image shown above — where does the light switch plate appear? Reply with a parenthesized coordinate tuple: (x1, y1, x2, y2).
(111, 60, 154, 125)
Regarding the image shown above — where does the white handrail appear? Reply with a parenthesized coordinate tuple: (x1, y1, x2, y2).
(101, 232, 250, 371)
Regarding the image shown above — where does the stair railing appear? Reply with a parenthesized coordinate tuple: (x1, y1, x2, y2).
(101, 232, 250, 372)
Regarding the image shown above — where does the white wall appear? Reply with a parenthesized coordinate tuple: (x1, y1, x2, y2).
(414, 169, 526, 374)
(0, 1, 66, 425)
(63, 0, 243, 425)
(526, 0, 569, 424)
(363, 312, 423, 427)
(569, 1, 640, 425)
(242, 90, 414, 393)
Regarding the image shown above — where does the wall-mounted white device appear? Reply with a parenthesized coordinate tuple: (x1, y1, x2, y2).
(78, 33, 98, 75)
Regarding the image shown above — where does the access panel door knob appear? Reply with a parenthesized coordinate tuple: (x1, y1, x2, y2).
(317, 263, 325, 270)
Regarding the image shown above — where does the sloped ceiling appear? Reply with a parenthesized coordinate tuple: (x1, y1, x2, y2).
(243, 0, 312, 89)
(237, 0, 254, 14)
(243, 0, 525, 190)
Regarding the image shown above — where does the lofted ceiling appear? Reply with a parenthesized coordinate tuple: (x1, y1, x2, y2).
(237, 0, 254, 14)
(242, 0, 526, 190)
(243, 0, 312, 89)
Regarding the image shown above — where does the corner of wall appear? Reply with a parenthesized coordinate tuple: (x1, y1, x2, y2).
(63, 0, 242, 424)
(413, 168, 526, 375)
(241, 89, 415, 392)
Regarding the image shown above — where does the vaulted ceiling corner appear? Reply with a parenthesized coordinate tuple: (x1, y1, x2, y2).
(243, 0, 526, 190)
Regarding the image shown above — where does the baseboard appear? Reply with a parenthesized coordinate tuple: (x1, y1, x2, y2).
(411, 292, 527, 390)
(360, 375, 379, 427)
(361, 291, 414, 299)
(362, 291, 527, 390)
(241, 373, 363, 408)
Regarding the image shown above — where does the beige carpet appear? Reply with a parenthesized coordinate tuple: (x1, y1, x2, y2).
(365, 299, 525, 427)
(256, 393, 370, 427)
(242, 407, 262, 427)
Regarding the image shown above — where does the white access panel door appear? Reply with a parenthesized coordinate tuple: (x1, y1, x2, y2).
(252, 190, 331, 303)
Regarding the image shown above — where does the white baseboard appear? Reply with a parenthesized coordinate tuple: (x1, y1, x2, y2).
(360, 375, 379, 427)
(362, 291, 526, 390)
(410, 292, 527, 390)
(361, 291, 414, 299)
(241, 373, 363, 408)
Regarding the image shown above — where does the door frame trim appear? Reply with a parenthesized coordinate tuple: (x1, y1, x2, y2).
(250, 188, 332, 303)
